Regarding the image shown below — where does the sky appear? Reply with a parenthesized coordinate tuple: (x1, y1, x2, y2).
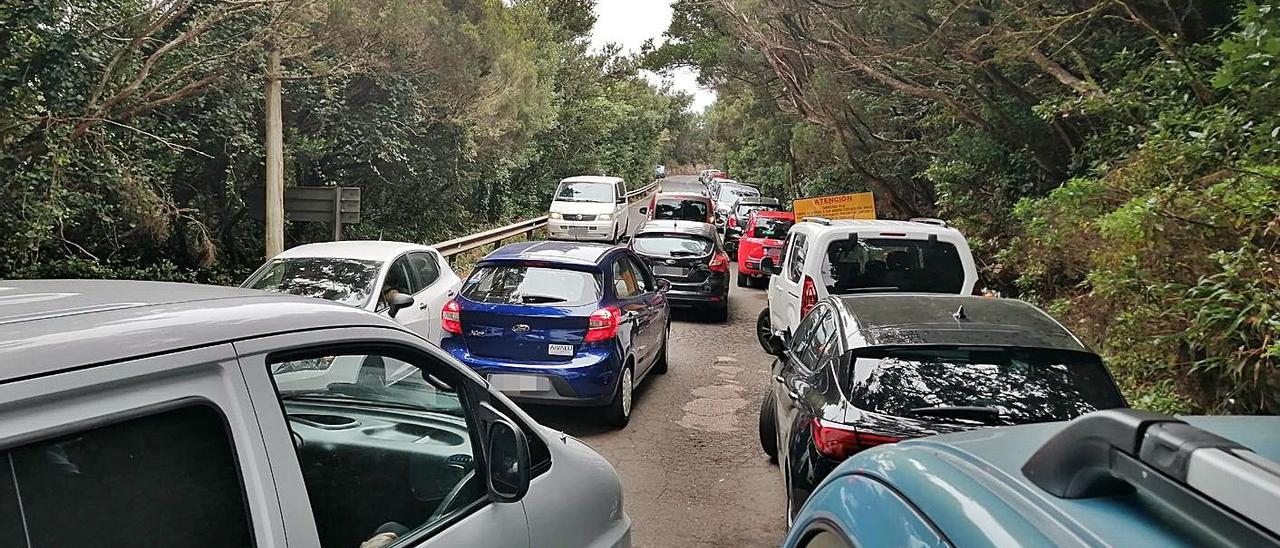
(588, 0, 716, 112)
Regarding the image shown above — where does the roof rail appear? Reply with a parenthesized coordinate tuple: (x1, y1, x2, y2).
(1023, 409, 1280, 545)
(801, 216, 832, 226)
(909, 217, 947, 227)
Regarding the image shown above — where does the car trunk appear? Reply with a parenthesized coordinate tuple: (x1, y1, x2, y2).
(458, 300, 597, 362)
(636, 251, 713, 288)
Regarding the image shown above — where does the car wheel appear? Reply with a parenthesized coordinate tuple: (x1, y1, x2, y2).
(759, 390, 778, 462)
(653, 326, 669, 374)
(736, 272, 748, 287)
(606, 364, 634, 428)
(711, 301, 729, 323)
(784, 462, 797, 528)
(756, 308, 773, 353)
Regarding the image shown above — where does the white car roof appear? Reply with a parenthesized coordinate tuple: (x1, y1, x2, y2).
(560, 175, 624, 184)
(274, 240, 434, 262)
(795, 218, 963, 236)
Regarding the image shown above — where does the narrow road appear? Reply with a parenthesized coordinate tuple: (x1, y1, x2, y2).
(528, 176, 788, 547)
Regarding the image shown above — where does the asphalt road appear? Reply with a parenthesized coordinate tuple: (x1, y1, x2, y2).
(528, 176, 789, 547)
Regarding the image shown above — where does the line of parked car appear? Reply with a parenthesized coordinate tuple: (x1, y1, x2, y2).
(1, 170, 1276, 547)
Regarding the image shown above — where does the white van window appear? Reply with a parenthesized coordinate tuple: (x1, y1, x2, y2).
(554, 181, 614, 203)
(0, 405, 252, 547)
(786, 233, 808, 283)
(826, 238, 964, 294)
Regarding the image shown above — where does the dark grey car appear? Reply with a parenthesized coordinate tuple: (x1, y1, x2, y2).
(0, 280, 630, 547)
(629, 220, 732, 322)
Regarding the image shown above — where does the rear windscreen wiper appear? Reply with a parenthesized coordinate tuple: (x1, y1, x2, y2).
(668, 250, 702, 257)
(517, 294, 567, 304)
(907, 406, 1009, 424)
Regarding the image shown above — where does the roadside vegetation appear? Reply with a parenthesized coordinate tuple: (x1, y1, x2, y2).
(1, 0, 696, 282)
(646, 0, 1279, 414)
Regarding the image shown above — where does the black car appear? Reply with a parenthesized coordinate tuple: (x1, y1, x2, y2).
(757, 294, 1127, 522)
(629, 220, 731, 322)
(724, 197, 781, 255)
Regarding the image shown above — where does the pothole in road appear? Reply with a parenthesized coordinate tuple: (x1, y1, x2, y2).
(678, 383, 747, 433)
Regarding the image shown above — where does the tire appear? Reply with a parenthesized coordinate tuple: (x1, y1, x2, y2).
(653, 326, 669, 374)
(711, 301, 729, 323)
(759, 390, 778, 462)
(736, 271, 749, 287)
(757, 307, 774, 353)
(605, 364, 634, 428)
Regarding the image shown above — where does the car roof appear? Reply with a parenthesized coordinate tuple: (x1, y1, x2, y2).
(655, 191, 710, 200)
(736, 197, 780, 206)
(635, 220, 718, 238)
(274, 240, 432, 261)
(0, 280, 401, 382)
(842, 416, 1280, 546)
(796, 218, 962, 237)
(560, 175, 624, 184)
(480, 240, 619, 267)
(833, 294, 1088, 352)
(756, 210, 795, 219)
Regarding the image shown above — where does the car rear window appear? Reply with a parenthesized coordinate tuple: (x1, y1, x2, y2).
(849, 347, 1125, 423)
(720, 186, 759, 202)
(632, 234, 715, 258)
(243, 257, 381, 306)
(461, 265, 600, 306)
(825, 238, 964, 294)
(654, 198, 708, 221)
(752, 218, 793, 239)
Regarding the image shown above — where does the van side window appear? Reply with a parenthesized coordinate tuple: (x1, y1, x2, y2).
(0, 405, 252, 547)
(787, 233, 808, 283)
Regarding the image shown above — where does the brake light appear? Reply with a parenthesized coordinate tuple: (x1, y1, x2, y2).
(584, 306, 621, 343)
(442, 299, 462, 334)
(728, 216, 738, 228)
(709, 251, 730, 272)
(800, 276, 818, 318)
(811, 419, 900, 459)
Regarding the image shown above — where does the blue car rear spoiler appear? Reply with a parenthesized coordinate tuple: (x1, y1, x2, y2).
(1022, 409, 1280, 547)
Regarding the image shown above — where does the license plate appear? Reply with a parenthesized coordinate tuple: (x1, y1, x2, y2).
(568, 226, 590, 233)
(489, 374, 550, 392)
(547, 343, 575, 356)
(653, 266, 688, 277)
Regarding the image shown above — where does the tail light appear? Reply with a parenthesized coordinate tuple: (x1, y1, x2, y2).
(811, 419, 900, 459)
(584, 306, 621, 343)
(800, 276, 818, 318)
(708, 251, 730, 272)
(442, 299, 462, 334)
(728, 216, 738, 228)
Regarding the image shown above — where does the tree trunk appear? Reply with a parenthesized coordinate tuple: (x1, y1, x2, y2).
(264, 44, 285, 259)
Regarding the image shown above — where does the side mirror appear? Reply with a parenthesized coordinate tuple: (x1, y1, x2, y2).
(656, 278, 671, 293)
(639, 206, 648, 215)
(766, 332, 789, 356)
(759, 257, 781, 275)
(386, 292, 415, 318)
(485, 414, 531, 503)
(616, 196, 626, 204)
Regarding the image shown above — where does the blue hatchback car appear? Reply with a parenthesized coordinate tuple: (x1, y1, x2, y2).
(441, 241, 671, 427)
(784, 409, 1280, 547)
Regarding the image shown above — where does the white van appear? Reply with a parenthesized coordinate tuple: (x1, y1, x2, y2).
(758, 217, 978, 346)
(547, 176, 633, 243)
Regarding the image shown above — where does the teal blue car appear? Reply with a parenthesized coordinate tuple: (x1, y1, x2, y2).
(784, 409, 1280, 547)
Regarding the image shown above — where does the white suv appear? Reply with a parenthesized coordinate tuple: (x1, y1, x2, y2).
(758, 218, 978, 347)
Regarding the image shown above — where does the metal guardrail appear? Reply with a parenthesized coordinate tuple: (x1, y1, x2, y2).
(433, 180, 660, 258)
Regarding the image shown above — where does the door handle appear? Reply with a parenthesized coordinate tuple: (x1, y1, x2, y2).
(773, 375, 785, 383)
(786, 390, 800, 402)
(418, 301, 431, 309)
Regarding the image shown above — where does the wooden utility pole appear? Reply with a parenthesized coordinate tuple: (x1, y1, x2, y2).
(264, 42, 285, 258)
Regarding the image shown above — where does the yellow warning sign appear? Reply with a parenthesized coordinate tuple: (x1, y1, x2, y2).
(792, 192, 876, 221)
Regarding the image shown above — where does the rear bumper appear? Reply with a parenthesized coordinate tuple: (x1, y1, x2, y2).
(738, 260, 765, 277)
(666, 288, 728, 308)
(440, 336, 621, 405)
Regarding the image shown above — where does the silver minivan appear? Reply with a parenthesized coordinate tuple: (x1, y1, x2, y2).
(0, 280, 630, 547)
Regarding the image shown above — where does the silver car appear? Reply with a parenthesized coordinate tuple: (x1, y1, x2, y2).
(0, 280, 630, 548)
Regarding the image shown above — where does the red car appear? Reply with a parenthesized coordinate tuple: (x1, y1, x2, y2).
(736, 210, 795, 288)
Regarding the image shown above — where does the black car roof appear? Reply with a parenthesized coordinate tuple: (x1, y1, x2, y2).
(737, 197, 780, 206)
(833, 294, 1089, 353)
(634, 220, 718, 239)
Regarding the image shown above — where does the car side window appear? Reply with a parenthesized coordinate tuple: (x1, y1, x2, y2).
(268, 351, 484, 548)
(615, 182, 625, 203)
(0, 405, 253, 546)
(627, 257, 654, 293)
(613, 258, 641, 298)
(408, 252, 440, 289)
(789, 304, 826, 368)
(379, 255, 420, 309)
(800, 307, 838, 369)
(787, 233, 808, 283)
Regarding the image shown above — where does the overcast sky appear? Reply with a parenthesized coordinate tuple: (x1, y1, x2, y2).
(588, 0, 716, 112)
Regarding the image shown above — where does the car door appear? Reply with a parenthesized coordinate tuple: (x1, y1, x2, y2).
(770, 231, 808, 336)
(233, 327, 532, 548)
(611, 255, 653, 369)
(774, 305, 836, 471)
(0, 344, 285, 547)
(787, 474, 947, 548)
(378, 253, 429, 336)
(407, 251, 455, 344)
(626, 254, 666, 373)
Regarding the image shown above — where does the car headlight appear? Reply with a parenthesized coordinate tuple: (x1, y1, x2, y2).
(549, 212, 562, 220)
(597, 213, 612, 221)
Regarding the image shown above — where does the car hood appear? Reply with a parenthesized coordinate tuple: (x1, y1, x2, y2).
(550, 201, 617, 215)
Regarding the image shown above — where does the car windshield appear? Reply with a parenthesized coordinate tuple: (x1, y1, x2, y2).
(632, 233, 715, 257)
(654, 198, 709, 222)
(462, 264, 600, 306)
(243, 257, 380, 307)
(849, 347, 1125, 424)
(824, 238, 964, 294)
(271, 355, 464, 417)
(554, 181, 614, 203)
(752, 218, 793, 239)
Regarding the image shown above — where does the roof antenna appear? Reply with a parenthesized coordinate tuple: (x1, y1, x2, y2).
(953, 305, 967, 321)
